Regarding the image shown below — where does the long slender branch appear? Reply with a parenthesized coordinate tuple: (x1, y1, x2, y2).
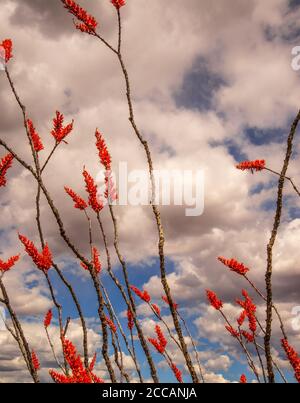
(264, 167, 300, 198)
(106, 9, 199, 383)
(97, 211, 157, 382)
(0, 276, 39, 382)
(264, 110, 300, 383)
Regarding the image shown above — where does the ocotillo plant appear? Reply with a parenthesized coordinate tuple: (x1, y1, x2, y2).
(0, 0, 299, 384)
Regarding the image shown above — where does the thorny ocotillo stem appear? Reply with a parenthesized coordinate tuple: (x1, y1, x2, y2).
(265, 110, 300, 383)
(101, 283, 142, 382)
(103, 294, 131, 383)
(1, 79, 116, 380)
(97, 211, 158, 382)
(108, 8, 199, 383)
(44, 271, 68, 374)
(0, 276, 39, 383)
(177, 310, 205, 383)
(83, 210, 117, 383)
(5, 65, 90, 370)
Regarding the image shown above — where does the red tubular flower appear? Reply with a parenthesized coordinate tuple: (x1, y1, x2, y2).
(51, 111, 74, 143)
(127, 309, 134, 330)
(92, 247, 101, 274)
(240, 374, 247, 383)
(225, 325, 239, 338)
(62, 0, 98, 34)
(206, 290, 223, 310)
(241, 330, 254, 343)
(44, 309, 53, 328)
(27, 119, 44, 152)
(281, 339, 300, 383)
(237, 290, 257, 333)
(171, 363, 183, 383)
(49, 370, 72, 384)
(0, 153, 14, 188)
(19, 235, 52, 272)
(130, 285, 151, 303)
(105, 316, 117, 334)
(111, 0, 126, 9)
(148, 325, 167, 354)
(162, 295, 178, 310)
(31, 351, 40, 371)
(56, 338, 104, 383)
(0, 39, 13, 63)
(152, 304, 161, 317)
(81, 247, 101, 274)
(218, 257, 249, 276)
(83, 169, 103, 213)
(95, 130, 111, 171)
(237, 310, 247, 327)
(65, 187, 87, 210)
(236, 160, 265, 172)
(89, 353, 97, 372)
(0, 255, 19, 273)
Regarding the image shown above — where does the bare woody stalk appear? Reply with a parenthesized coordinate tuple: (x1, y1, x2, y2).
(84, 210, 121, 382)
(101, 284, 144, 382)
(264, 110, 300, 383)
(5, 65, 91, 369)
(111, 9, 198, 383)
(97, 212, 158, 382)
(0, 276, 39, 383)
(103, 296, 131, 382)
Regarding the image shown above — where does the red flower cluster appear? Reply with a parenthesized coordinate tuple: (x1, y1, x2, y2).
(31, 351, 40, 371)
(225, 325, 239, 338)
(236, 290, 257, 333)
(162, 295, 178, 310)
(50, 338, 104, 383)
(44, 309, 53, 328)
(89, 353, 97, 372)
(236, 160, 265, 172)
(148, 325, 167, 354)
(0, 153, 14, 188)
(81, 247, 101, 274)
(241, 330, 254, 343)
(95, 130, 111, 171)
(19, 235, 53, 272)
(281, 339, 300, 383)
(206, 290, 223, 311)
(111, 0, 126, 10)
(127, 309, 134, 330)
(0, 39, 13, 63)
(62, 0, 98, 34)
(83, 169, 103, 213)
(105, 316, 117, 334)
(27, 119, 44, 152)
(218, 257, 249, 276)
(240, 374, 247, 383)
(65, 187, 87, 210)
(171, 363, 183, 383)
(151, 304, 161, 318)
(0, 255, 19, 273)
(51, 111, 73, 143)
(130, 285, 151, 303)
(237, 310, 247, 327)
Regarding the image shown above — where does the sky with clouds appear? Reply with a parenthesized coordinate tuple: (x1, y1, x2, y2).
(0, 0, 300, 383)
